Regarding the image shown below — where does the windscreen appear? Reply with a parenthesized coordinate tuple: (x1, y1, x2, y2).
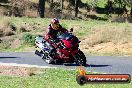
(57, 32, 74, 40)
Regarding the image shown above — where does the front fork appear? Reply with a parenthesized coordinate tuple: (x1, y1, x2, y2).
(71, 48, 80, 56)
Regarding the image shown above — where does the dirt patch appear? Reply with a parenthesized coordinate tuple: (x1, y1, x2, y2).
(79, 27, 132, 55)
(10, 38, 21, 48)
(80, 41, 132, 55)
(0, 26, 14, 37)
(0, 65, 28, 77)
(0, 65, 42, 77)
(0, 17, 15, 37)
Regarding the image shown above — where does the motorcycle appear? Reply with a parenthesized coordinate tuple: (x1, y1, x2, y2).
(35, 30, 86, 66)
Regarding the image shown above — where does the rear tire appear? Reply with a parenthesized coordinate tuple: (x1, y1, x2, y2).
(74, 50, 86, 66)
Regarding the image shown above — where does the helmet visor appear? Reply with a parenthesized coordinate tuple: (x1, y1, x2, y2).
(51, 23, 59, 29)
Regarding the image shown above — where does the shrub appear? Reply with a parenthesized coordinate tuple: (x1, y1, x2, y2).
(0, 27, 14, 37)
(9, 23, 17, 31)
(0, 40, 11, 50)
(22, 33, 36, 45)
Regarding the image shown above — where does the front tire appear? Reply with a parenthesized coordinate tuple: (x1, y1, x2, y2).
(74, 50, 86, 66)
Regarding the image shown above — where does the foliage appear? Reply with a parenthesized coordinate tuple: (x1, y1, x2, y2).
(113, 0, 132, 8)
(82, 0, 107, 8)
(22, 33, 36, 45)
(121, 0, 132, 7)
(95, 0, 107, 8)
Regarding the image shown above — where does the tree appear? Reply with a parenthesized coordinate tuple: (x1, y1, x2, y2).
(114, 0, 124, 8)
(114, 0, 132, 16)
(51, 0, 53, 3)
(105, 0, 114, 15)
(0, 0, 8, 3)
(122, 0, 132, 16)
(130, 7, 132, 16)
(61, 0, 64, 10)
(38, 0, 45, 18)
(75, 0, 80, 17)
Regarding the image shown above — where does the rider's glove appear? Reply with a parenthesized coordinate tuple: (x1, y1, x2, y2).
(44, 35, 49, 40)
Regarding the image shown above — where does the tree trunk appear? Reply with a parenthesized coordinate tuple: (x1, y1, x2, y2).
(38, 0, 45, 18)
(131, 7, 132, 17)
(75, 0, 79, 17)
(0, 0, 8, 3)
(51, 0, 53, 3)
(61, 0, 63, 10)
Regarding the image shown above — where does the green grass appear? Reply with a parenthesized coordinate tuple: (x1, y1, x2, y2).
(0, 16, 106, 39)
(0, 68, 131, 88)
(81, 0, 107, 8)
(7, 44, 34, 52)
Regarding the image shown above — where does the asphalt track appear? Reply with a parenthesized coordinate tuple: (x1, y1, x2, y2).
(0, 52, 132, 75)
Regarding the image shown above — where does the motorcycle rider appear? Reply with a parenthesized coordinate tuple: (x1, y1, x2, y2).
(45, 18, 68, 40)
(44, 18, 68, 55)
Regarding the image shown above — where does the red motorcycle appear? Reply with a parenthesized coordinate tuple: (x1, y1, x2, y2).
(35, 31, 86, 66)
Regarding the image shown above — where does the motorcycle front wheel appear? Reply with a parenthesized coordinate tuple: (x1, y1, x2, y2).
(74, 50, 86, 66)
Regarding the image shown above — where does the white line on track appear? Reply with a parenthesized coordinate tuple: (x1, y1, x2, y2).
(0, 62, 57, 68)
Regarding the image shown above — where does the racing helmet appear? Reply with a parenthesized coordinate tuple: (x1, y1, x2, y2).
(51, 18, 60, 30)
